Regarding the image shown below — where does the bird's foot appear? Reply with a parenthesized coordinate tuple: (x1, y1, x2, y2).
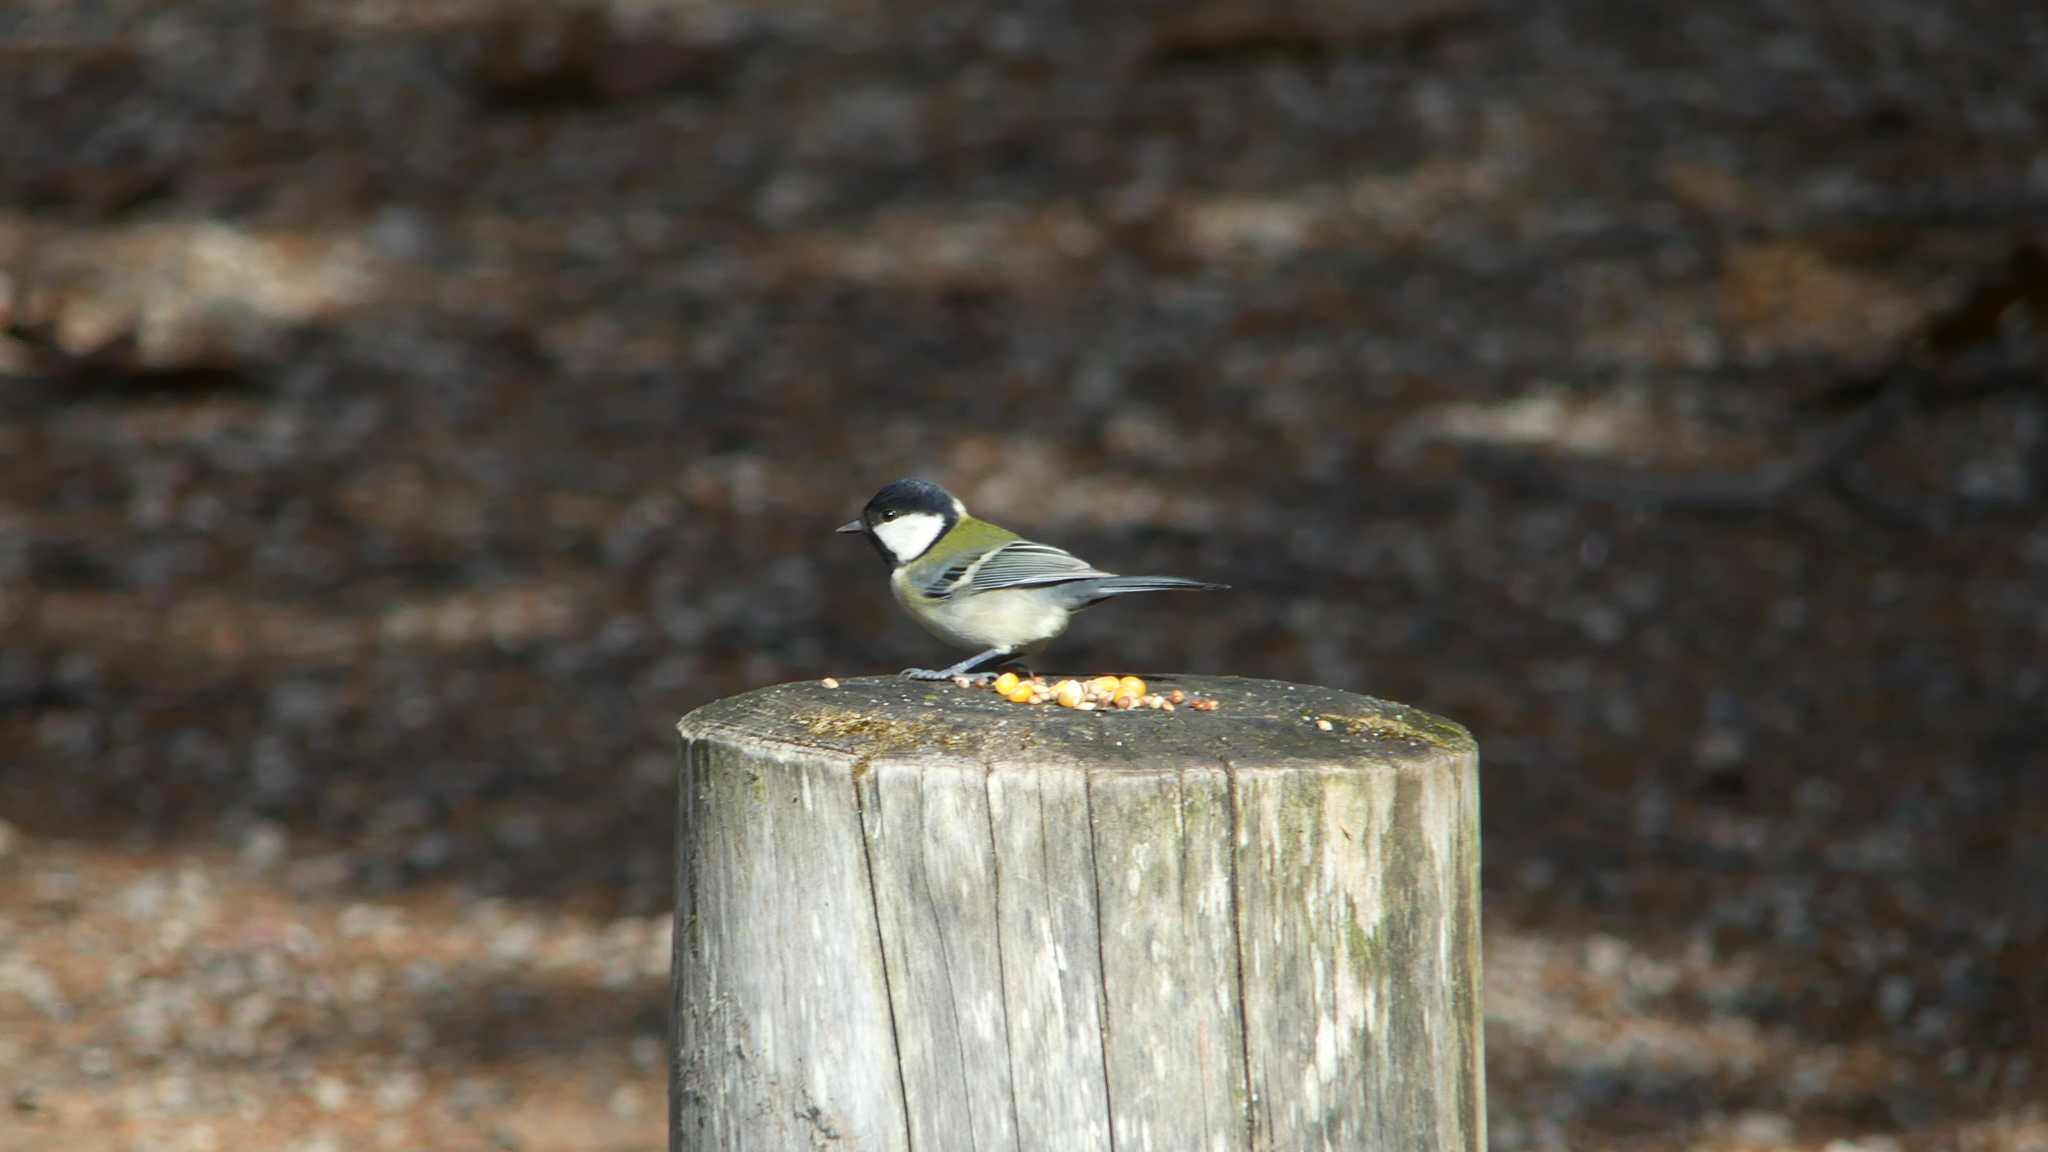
(900, 668, 1005, 685)
(901, 648, 1015, 683)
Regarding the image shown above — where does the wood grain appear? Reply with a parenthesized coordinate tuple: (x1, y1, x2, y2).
(674, 675, 1482, 1152)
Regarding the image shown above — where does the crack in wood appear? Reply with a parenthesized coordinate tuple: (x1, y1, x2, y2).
(1080, 767, 1122, 1152)
(853, 770, 919, 1152)
(1221, 753, 1261, 1151)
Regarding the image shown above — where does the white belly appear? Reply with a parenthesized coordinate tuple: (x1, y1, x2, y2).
(892, 575, 1072, 651)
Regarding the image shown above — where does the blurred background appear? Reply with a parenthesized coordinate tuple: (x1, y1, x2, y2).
(2, 0, 2045, 1149)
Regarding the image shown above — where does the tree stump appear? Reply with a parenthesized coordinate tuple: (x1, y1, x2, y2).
(671, 675, 1482, 1152)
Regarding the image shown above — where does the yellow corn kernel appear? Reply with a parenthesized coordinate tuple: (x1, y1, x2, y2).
(1088, 676, 1122, 699)
(1007, 684, 1036, 704)
(1055, 680, 1084, 708)
(992, 671, 1020, 696)
(1117, 676, 1146, 700)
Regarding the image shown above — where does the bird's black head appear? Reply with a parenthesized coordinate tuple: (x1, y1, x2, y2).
(835, 478, 965, 564)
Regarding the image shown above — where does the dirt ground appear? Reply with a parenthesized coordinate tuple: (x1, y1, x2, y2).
(3, 1, 2045, 1149)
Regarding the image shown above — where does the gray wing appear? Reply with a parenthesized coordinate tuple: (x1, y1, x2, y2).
(922, 540, 1115, 599)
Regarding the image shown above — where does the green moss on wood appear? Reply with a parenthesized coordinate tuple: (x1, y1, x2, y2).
(799, 708, 974, 756)
(1343, 897, 1384, 977)
(1310, 704, 1475, 755)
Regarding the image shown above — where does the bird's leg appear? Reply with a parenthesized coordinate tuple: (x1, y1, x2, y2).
(901, 648, 1011, 682)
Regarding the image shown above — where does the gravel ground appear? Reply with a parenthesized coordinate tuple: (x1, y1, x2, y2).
(3, 1, 2046, 1149)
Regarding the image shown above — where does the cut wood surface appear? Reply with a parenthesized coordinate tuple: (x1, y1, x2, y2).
(672, 675, 1482, 1152)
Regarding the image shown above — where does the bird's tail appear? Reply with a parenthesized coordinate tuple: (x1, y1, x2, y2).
(1068, 576, 1229, 606)
(1096, 576, 1228, 593)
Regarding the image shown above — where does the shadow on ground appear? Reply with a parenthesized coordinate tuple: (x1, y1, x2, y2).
(3, 0, 2045, 1148)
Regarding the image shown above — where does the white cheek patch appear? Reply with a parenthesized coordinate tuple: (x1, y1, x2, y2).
(873, 512, 945, 562)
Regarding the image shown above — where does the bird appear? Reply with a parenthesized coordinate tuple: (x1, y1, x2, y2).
(837, 478, 1227, 681)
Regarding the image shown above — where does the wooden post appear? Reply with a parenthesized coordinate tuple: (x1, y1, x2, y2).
(671, 675, 1482, 1152)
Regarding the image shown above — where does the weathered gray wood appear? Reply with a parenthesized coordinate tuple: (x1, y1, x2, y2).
(1089, 761, 1249, 1152)
(1232, 761, 1483, 1150)
(674, 675, 1482, 1152)
(671, 734, 910, 1152)
(858, 755, 1018, 1149)
(984, 762, 1113, 1152)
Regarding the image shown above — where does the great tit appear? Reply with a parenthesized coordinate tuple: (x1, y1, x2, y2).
(837, 478, 1228, 681)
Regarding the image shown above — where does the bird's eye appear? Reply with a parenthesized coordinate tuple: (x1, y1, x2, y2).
(882, 510, 898, 521)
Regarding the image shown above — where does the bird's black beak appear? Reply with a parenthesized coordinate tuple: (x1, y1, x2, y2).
(835, 519, 865, 535)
